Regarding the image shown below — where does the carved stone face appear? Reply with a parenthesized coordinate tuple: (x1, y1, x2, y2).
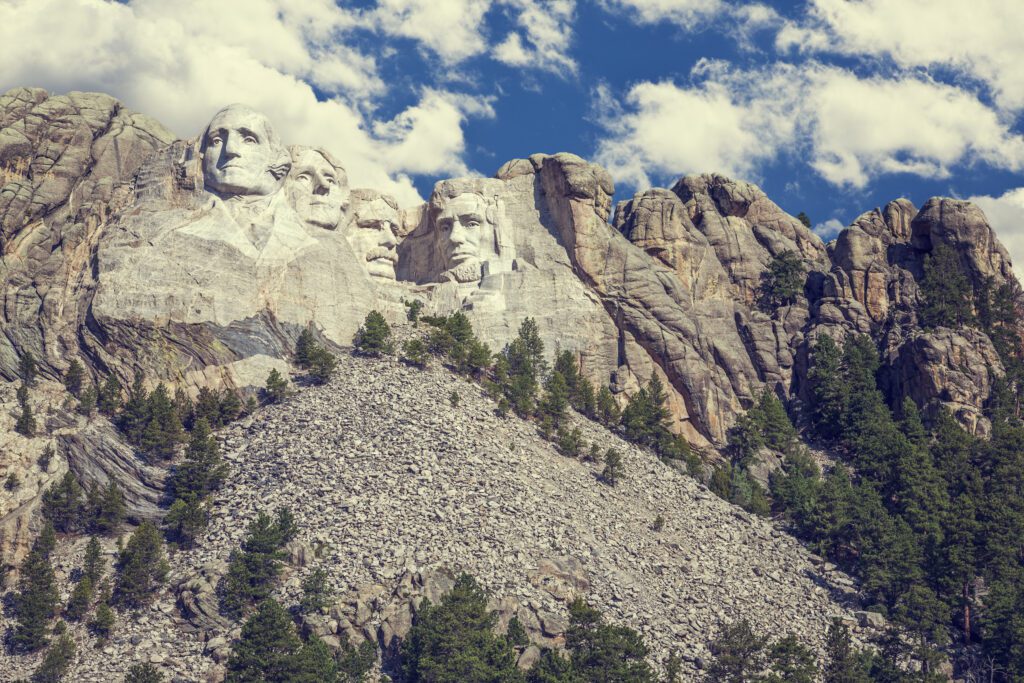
(201, 105, 287, 197)
(347, 196, 399, 280)
(436, 192, 490, 283)
(286, 149, 348, 229)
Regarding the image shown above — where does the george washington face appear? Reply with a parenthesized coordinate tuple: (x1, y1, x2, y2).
(201, 104, 289, 198)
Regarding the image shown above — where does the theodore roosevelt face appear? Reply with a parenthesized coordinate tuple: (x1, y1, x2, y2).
(347, 194, 400, 280)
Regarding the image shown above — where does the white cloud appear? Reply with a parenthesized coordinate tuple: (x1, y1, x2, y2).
(777, 0, 1024, 112)
(0, 0, 497, 204)
(595, 61, 1024, 190)
(493, 0, 577, 76)
(967, 188, 1024, 283)
(370, 0, 492, 65)
(813, 218, 846, 240)
(600, 0, 724, 25)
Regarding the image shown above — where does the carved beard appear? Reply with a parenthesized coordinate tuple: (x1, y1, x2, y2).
(445, 260, 482, 283)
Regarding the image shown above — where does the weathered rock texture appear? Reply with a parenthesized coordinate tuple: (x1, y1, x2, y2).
(0, 350, 871, 681)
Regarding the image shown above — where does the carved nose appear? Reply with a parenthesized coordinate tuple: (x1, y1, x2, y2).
(379, 226, 397, 248)
(313, 183, 329, 196)
(223, 135, 243, 158)
(449, 222, 468, 244)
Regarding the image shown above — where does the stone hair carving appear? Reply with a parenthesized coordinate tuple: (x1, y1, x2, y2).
(346, 189, 400, 280)
(428, 182, 508, 284)
(200, 104, 291, 198)
(285, 145, 350, 230)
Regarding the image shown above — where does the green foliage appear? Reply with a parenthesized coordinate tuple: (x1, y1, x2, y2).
(494, 318, 546, 417)
(763, 635, 817, 683)
(12, 539, 60, 652)
(32, 632, 75, 683)
(421, 312, 492, 376)
(620, 373, 691, 464)
(400, 573, 523, 683)
(295, 328, 317, 368)
(595, 386, 621, 427)
(16, 383, 36, 437)
(354, 311, 394, 356)
(89, 585, 115, 640)
(141, 383, 185, 460)
(120, 372, 150, 445)
(97, 373, 122, 416)
(506, 616, 529, 649)
(83, 536, 104, 585)
(919, 243, 974, 329)
(85, 480, 126, 534)
(5, 472, 20, 490)
(556, 426, 582, 458)
(170, 418, 228, 502)
(822, 619, 871, 683)
(42, 472, 83, 533)
(600, 448, 624, 486)
(308, 346, 338, 384)
(449, 390, 460, 408)
(126, 663, 165, 683)
(337, 638, 377, 682)
(540, 371, 570, 424)
(77, 383, 97, 417)
(563, 598, 654, 683)
(64, 359, 84, 397)
(19, 350, 37, 386)
(300, 567, 334, 614)
(37, 444, 54, 471)
(405, 299, 425, 325)
(65, 575, 94, 621)
(163, 495, 209, 549)
(225, 598, 304, 682)
(707, 620, 817, 683)
(114, 521, 169, 608)
(526, 649, 583, 683)
(402, 338, 430, 368)
(265, 368, 289, 403)
(221, 508, 295, 618)
(796, 211, 811, 229)
(759, 251, 805, 310)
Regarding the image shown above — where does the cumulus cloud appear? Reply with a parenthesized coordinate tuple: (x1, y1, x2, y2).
(777, 0, 1024, 112)
(600, 0, 780, 44)
(371, 0, 492, 65)
(813, 218, 846, 241)
(967, 188, 1024, 283)
(493, 0, 577, 76)
(595, 60, 1024, 190)
(0, 0, 498, 204)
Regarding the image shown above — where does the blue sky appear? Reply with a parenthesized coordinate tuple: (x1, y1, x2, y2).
(3, 0, 1024, 257)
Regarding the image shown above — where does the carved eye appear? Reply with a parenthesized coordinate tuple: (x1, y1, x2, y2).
(243, 134, 258, 144)
(296, 174, 311, 184)
(207, 136, 222, 147)
(439, 219, 453, 232)
(324, 176, 336, 186)
(464, 219, 481, 228)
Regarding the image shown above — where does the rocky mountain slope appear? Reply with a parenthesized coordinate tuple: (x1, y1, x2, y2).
(0, 347, 873, 681)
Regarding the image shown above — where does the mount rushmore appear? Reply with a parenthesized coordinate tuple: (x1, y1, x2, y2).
(0, 86, 1015, 454)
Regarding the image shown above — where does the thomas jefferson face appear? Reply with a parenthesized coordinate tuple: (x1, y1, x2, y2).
(347, 195, 399, 280)
(201, 105, 287, 197)
(437, 193, 489, 283)
(286, 149, 348, 229)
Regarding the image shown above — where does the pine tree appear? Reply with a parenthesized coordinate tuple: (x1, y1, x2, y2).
(264, 368, 289, 403)
(173, 388, 194, 429)
(15, 383, 36, 437)
(221, 509, 294, 617)
(354, 311, 393, 356)
(78, 383, 97, 418)
(400, 573, 523, 683)
(402, 338, 430, 368)
(12, 541, 60, 652)
(307, 346, 338, 384)
(540, 371, 570, 423)
(764, 634, 817, 683)
(807, 334, 845, 441)
(295, 328, 317, 368)
(527, 649, 584, 683)
(83, 536, 104, 585)
(32, 632, 76, 683)
(86, 480, 126, 534)
(42, 472, 83, 533)
(705, 619, 766, 683)
(564, 598, 654, 683)
(225, 599, 303, 683)
(163, 494, 209, 548)
(141, 383, 184, 460)
(760, 250, 805, 310)
(90, 585, 115, 640)
(291, 635, 340, 683)
(299, 567, 333, 615)
(600, 448, 624, 486)
(170, 418, 228, 501)
(19, 350, 37, 386)
(919, 243, 974, 328)
(64, 359, 84, 397)
(114, 521, 170, 608)
(126, 662, 165, 683)
(822, 619, 871, 683)
(65, 574, 94, 621)
(97, 373, 122, 416)
(595, 386, 620, 426)
(219, 391, 243, 424)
